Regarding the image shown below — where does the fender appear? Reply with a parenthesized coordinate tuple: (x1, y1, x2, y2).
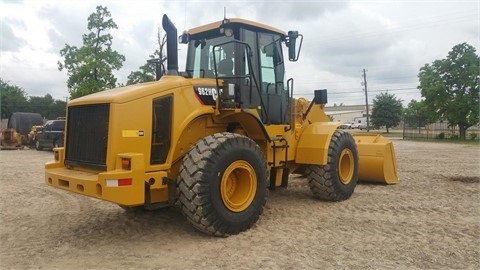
(295, 122, 341, 165)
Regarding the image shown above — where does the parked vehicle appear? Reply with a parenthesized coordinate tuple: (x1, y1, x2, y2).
(35, 119, 65, 150)
(340, 121, 355, 129)
(351, 123, 361, 129)
(359, 123, 375, 130)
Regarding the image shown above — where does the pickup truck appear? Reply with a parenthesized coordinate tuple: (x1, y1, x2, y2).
(339, 121, 355, 129)
(35, 119, 65, 150)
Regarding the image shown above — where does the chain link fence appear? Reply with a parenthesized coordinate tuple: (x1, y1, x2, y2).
(402, 121, 480, 141)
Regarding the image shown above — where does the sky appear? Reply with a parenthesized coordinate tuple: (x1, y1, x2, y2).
(0, 0, 478, 106)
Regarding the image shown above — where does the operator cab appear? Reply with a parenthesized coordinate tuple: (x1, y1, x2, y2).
(179, 18, 302, 125)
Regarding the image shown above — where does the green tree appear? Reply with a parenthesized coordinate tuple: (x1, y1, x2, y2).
(49, 99, 67, 119)
(126, 27, 167, 85)
(28, 94, 54, 118)
(371, 92, 403, 133)
(0, 78, 28, 119)
(403, 99, 435, 131)
(418, 43, 479, 140)
(27, 94, 66, 119)
(126, 63, 156, 85)
(58, 5, 125, 99)
(0, 79, 66, 120)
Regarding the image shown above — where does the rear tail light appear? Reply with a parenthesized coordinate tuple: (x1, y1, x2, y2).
(121, 158, 131, 170)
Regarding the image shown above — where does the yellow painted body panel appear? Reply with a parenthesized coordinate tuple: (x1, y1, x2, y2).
(295, 122, 341, 165)
(45, 150, 170, 205)
(353, 134, 398, 184)
(65, 76, 217, 172)
(45, 76, 217, 206)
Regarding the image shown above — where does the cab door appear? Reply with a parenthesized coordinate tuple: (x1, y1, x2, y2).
(236, 30, 288, 125)
(258, 32, 288, 125)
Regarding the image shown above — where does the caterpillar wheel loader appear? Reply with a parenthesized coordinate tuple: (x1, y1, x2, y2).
(45, 15, 398, 236)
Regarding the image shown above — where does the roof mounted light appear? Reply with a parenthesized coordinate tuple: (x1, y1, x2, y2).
(219, 17, 233, 37)
(220, 27, 233, 37)
(179, 31, 189, 44)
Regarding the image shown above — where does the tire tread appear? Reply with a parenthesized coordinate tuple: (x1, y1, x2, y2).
(178, 133, 267, 236)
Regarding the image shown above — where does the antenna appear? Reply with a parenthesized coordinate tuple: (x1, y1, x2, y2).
(184, 0, 187, 29)
(224, 7, 226, 19)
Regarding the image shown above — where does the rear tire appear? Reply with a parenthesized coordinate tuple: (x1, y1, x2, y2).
(35, 140, 42, 151)
(178, 133, 268, 236)
(305, 130, 358, 201)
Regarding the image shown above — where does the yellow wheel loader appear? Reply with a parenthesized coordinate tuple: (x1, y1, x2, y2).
(0, 128, 23, 150)
(45, 15, 398, 236)
(1, 112, 43, 150)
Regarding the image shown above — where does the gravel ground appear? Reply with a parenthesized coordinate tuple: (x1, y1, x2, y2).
(0, 139, 479, 269)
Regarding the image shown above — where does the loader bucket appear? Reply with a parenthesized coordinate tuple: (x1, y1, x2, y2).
(353, 134, 398, 184)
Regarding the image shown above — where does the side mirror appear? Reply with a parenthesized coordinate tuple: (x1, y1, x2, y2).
(303, 89, 328, 120)
(178, 31, 189, 44)
(286, 31, 303, 61)
(314, 89, 328, 104)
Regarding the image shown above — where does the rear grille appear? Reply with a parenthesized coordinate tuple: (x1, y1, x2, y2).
(65, 104, 110, 170)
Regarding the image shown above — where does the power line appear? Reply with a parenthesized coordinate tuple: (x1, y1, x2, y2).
(293, 74, 420, 87)
(369, 87, 418, 92)
(319, 12, 477, 45)
(293, 86, 418, 96)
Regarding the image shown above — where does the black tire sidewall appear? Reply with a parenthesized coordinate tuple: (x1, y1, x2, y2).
(329, 131, 358, 195)
(35, 140, 42, 150)
(206, 137, 267, 229)
(306, 130, 359, 201)
(54, 139, 62, 148)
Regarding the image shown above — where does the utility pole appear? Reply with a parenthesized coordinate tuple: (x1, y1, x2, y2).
(362, 68, 370, 132)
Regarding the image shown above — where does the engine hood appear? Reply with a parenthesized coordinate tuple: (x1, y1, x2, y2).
(68, 76, 186, 106)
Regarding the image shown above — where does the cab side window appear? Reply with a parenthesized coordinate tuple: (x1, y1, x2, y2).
(258, 33, 284, 94)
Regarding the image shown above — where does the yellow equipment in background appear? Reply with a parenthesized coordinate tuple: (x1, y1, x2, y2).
(45, 15, 398, 236)
(0, 128, 23, 149)
(1, 112, 44, 150)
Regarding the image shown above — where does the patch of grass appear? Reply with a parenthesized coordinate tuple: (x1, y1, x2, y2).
(404, 138, 480, 145)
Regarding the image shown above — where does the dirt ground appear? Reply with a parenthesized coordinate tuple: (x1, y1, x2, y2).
(1, 139, 479, 269)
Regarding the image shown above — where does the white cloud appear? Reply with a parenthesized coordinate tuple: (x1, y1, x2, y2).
(0, 0, 478, 106)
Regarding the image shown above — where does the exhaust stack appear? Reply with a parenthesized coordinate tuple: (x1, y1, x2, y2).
(162, 15, 178, 75)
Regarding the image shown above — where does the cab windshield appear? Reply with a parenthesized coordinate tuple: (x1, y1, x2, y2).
(185, 35, 235, 78)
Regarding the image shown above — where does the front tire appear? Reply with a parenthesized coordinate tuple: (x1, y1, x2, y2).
(178, 133, 268, 236)
(53, 137, 64, 149)
(305, 130, 358, 201)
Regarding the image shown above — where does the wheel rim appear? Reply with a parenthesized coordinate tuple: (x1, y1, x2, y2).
(220, 160, 257, 212)
(36, 141, 40, 149)
(338, 148, 354, 184)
